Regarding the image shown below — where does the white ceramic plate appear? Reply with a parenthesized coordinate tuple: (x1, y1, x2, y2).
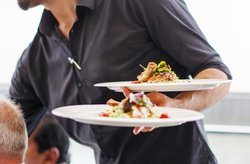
(52, 105, 204, 127)
(94, 79, 231, 92)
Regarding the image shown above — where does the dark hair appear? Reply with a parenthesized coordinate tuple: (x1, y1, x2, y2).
(34, 117, 70, 163)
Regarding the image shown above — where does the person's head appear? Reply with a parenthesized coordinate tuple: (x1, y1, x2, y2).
(25, 115, 70, 164)
(0, 96, 28, 163)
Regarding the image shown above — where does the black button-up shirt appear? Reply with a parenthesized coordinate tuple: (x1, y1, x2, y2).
(10, 0, 231, 163)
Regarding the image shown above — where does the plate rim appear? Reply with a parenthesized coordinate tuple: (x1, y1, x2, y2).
(94, 79, 232, 92)
(52, 104, 204, 127)
(94, 79, 232, 86)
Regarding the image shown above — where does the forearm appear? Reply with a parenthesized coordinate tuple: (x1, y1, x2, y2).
(171, 68, 231, 111)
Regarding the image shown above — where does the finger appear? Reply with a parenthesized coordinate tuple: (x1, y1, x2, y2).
(141, 127, 155, 132)
(122, 87, 131, 98)
(106, 99, 120, 106)
(133, 126, 144, 135)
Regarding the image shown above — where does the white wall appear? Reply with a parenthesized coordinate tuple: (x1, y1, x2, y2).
(0, 1, 250, 92)
(0, 2, 42, 84)
(186, 0, 250, 92)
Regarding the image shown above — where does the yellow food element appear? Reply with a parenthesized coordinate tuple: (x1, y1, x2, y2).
(137, 61, 178, 83)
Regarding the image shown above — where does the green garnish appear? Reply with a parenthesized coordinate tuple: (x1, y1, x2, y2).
(153, 61, 172, 75)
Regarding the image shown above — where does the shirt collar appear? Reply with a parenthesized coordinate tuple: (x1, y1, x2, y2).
(78, 0, 95, 10)
(38, 0, 95, 36)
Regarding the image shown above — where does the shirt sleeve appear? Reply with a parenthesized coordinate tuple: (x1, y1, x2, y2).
(9, 47, 47, 136)
(134, 0, 232, 78)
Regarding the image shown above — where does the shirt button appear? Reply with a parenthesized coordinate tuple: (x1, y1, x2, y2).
(77, 82, 82, 88)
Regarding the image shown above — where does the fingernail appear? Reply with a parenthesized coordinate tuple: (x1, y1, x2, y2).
(134, 127, 144, 135)
(133, 128, 139, 135)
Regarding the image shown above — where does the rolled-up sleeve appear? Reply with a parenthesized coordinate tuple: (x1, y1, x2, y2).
(134, 0, 232, 78)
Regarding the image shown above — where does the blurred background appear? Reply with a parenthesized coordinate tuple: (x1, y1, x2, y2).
(0, 0, 249, 163)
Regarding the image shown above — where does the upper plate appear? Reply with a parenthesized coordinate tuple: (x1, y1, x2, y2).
(94, 79, 231, 92)
(52, 105, 204, 127)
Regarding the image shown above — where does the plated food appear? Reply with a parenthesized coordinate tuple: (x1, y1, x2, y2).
(135, 61, 179, 83)
(99, 92, 169, 119)
(53, 61, 208, 126)
(52, 104, 204, 127)
(94, 60, 231, 92)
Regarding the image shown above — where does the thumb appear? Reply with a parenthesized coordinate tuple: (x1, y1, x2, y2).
(146, 92, 169, 106)
(122, 87, 131, 98)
